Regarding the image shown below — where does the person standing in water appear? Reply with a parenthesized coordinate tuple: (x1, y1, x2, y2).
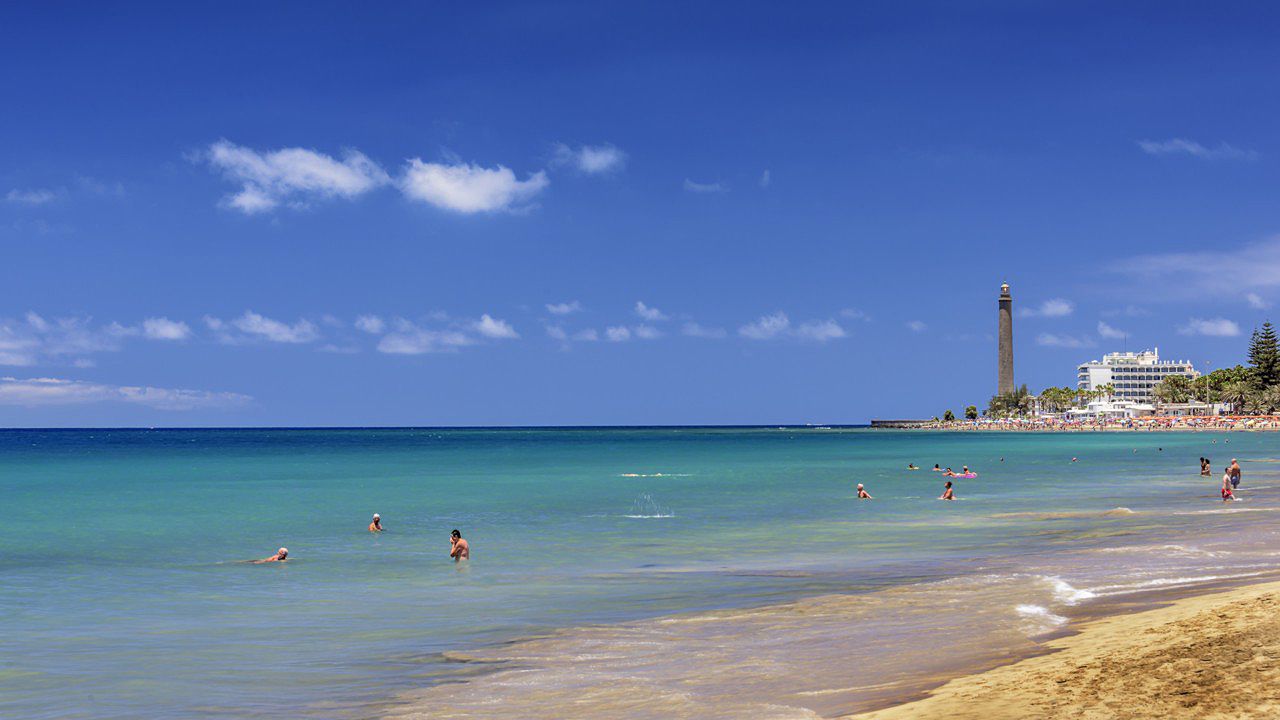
(1222, 469, 1235, 502)
(450, 529, 470, 561)
(940, 480, 955, 501)
(1230, 459, 1242, 489)
(369, 513, 383, 532)
(857, 483, 873, 499)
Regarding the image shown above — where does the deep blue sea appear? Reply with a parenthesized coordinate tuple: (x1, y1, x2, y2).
(3, 428, 1278, 718)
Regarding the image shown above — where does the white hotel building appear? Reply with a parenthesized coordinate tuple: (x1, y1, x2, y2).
(1076, 349, 1199, 403)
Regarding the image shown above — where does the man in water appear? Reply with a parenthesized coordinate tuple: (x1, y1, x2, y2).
(1222, 469, 1235, 502)
(252, 548, 288, 563)
(1230, 459, 1242, 489)
(940, 480, 955, 501)
(933, 464, 941, 471)
(369, 513, 383, 532)
(450, 529, 470, 561)
(857, 483, 873, 499)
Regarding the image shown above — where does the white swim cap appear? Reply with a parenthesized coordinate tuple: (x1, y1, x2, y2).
(373, 513, 380, 519)
(279, 547, 288, 554)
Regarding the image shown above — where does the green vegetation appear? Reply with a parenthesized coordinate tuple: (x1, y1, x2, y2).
(943, 409, 955, 422)
(964, 405, 978, 420)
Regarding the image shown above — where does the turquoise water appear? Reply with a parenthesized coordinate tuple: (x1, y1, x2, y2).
(3, 428, 1278, 718)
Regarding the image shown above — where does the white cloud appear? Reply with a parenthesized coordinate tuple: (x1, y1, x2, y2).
(553, 143, 627, 174)
(355, 315, 385, 334)
(1247, 293, 1269, 310)
(546, 301, 583, 315)
(377, 322, 475, 355)
(683, 179, 728, 193)
(794, 319, 846, 342)
(605, 326, 632, 342)
(204, 140, 390, 214)
(400, 159, 548, 213)
(840, 308, 871, 321)
(545, 325, 568, 341)
(1036, 333, 1096, 348)
(474, 314, 519, 339)
(740, 312, 790, 340)
(0, 376, 250, 410)
(906, 320, 927, 333)
(1018, 298, 1074, 318)
(142, 317, 191, 341)
(759, 170, 771, 188)
(1137, 138, 1258, 161)
(1097, 321, 1127, 339)
(1179, 317, 1241, 337)
(230, 311, 319, 343)
(573, 328, 599, 342)
(682, 322, 727, 339)
(634, 301, 668, 321)
(5, 188, 57, 205)
(633, 325, 661, 340)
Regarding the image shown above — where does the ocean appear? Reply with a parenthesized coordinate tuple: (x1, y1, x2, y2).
(3, 427, 1278, 719)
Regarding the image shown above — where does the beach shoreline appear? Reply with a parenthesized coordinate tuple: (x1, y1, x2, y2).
(846, 579, 1280, 719)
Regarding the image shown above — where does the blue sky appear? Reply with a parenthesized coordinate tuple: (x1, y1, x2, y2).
(3, 2, 1280, 426)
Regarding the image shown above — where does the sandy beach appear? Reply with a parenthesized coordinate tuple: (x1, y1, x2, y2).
(850, 580, 1280, 720)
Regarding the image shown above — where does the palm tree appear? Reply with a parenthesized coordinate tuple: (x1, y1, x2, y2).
(1221, 380, 1252, 414)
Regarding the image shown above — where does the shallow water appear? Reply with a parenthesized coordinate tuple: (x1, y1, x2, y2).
(2, 428, 1276, 718)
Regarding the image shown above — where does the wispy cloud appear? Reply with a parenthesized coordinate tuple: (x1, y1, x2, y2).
(1179, 317, 1241, 337)
(1110, 236, 1280, 297)
(5, 188, 57, 205)
(1018, 298, 1074, 318)
(906, 320, 927, 333)
(0, 376, 250, 410)
(840, 308, 871, 321)
(203, 312, 319, 344)
(1137, 138, 1258, 161)
(355, 315, 385, 334)
(552, 143, 626, 174)
(683, 179, 728, 194)
(605, 326, 632, 342)
(545, 301, 583, 315)
(1097, 321, 1126, 339)
(376, 319, 474, 355)
(759, 170, 771, 188)
(1036, 333, 1095, 348)
(1247, 293, 1269, 310)
(740, 312, 846, 342)
(142, 317, 191, 341)
(682, 322, 727, 339)
(474, 314, 519, 339)
(203, 140, 390, 214)
(634, 301, 668, 321)
(400, 159, 548, 213)
(0, 313, 129, 366)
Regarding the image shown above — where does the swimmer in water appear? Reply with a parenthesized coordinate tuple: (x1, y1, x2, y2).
(1071, 457, 1078, 463)
(369, 513, 383, 532)
(857, 483, 872, 499)
(252, 547, 288, 563)
(450, 529, 470, 561)
(933, 464, 941, 471)
(1222, 469, 1235, 502)
(940, 480, 955, 501)
(907, 464, 919, 470)
(1230, 459, 1242, 489)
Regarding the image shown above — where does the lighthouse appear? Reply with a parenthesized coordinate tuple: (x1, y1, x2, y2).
(998, 282, 1014, 395)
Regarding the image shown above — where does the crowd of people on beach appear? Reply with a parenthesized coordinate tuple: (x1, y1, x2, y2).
(930, 416, 1280, 431)
(249, 515, 470, 564)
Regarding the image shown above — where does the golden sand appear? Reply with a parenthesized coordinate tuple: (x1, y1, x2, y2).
(849, 581, 1280, 720)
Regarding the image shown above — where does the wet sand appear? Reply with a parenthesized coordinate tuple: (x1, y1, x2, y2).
(850, 580, 1280, 720)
